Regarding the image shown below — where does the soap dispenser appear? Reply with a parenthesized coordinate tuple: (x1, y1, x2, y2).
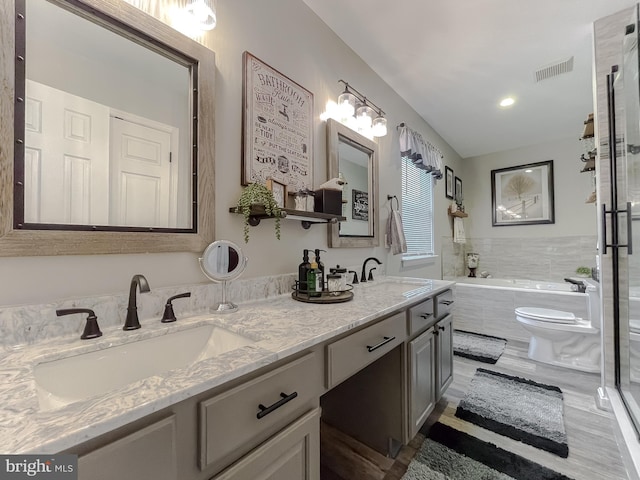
(314, 249, 326, 291)
(298, 249, 311, 293)
(307, 257, 322, 297)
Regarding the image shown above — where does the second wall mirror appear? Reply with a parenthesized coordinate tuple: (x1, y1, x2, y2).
(326, 119, 379, 247)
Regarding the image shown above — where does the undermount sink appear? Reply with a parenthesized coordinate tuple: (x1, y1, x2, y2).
(33, 324, 256, 411)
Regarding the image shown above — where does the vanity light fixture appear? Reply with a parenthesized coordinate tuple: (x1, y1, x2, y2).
(184, 0, 217, 30)
(323, 80, 387, 138)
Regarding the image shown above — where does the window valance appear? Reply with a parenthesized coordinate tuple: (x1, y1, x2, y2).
(398, 123, 443, 180)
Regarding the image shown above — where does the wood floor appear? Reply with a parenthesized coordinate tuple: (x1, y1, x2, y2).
(321, 340, 631, 480)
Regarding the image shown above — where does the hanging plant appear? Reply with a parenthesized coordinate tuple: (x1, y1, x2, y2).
(235, 183, 282, 243)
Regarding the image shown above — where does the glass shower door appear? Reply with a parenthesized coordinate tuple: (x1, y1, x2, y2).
(619, 4, 640, 437)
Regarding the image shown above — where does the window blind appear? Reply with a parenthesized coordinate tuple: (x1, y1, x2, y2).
(401, 156, 434, 256)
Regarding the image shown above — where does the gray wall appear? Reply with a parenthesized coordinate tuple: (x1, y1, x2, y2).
(0, 0, 464, 306)
(461, 137, 597, 239)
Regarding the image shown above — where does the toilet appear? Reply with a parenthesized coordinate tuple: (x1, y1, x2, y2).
(515, 279, 601, 373)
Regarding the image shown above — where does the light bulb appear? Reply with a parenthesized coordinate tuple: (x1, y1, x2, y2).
(185, 0, 216, 30)
(356, 105, 374, 129)
(372, 115, 387, 137)
(337, 91, 356, 118)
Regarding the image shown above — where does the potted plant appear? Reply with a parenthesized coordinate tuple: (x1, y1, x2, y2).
(576, 266, 592, 278)
(235, 183, 283, 243)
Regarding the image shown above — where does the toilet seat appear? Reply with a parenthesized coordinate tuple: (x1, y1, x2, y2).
(515, 307, 577, 324)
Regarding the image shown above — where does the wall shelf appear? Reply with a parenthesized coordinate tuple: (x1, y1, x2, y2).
(229, 205, 345, 229)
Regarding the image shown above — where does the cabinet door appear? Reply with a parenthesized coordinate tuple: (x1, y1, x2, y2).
(407, 328, 436, 439)
(78, 416, 177, 480)
(212, 408, 320, 480)
(436, 314, 454, 400)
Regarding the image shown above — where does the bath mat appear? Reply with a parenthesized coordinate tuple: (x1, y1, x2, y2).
(453, 330, 507, 364)
(455, 368, 568, 457)
(401, 422, 573, 480)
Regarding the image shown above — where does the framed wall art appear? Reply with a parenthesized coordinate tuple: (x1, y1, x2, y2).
(454, 176, 462, 204)
(491, 160, 555, 226)
(266, 178, 287, 208)
(352, 189, 369, 221)
(242, 51, 314, 192)
(445, 166, 454, 199)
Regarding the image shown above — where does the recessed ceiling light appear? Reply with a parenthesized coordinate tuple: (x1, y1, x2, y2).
(499, 97, 515, 108)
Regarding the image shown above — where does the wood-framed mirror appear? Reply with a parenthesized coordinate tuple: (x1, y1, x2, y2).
(326, 118, 379, 248)
(0, 0, 215, 256)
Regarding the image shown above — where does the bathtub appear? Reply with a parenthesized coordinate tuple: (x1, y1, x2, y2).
(453, 277, 591, 342)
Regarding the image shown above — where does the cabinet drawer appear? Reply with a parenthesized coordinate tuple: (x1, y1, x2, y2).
(408, 297, 435, 335)
(327, 312, 405, 389)
(199, 352, 321, 473)
(79, 416, 177, 480)
(434, 289, 454, 319)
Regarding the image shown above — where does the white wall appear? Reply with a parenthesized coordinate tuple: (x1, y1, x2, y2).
(461, 137, 597, 238)
(0, 0, 463, 307)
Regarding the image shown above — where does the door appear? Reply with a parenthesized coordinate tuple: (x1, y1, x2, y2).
(24, 80, 110, 224)
(618, 7, 640, 436)
(109, 116, 176, 228)
(436, 314, 454, 400)
(408, 328, 436, 439)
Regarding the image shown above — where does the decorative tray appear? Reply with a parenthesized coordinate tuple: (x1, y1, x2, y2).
(291, 284, 354, 304)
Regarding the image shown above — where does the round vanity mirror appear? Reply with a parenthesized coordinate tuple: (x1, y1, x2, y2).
(199, 240, 248, 313)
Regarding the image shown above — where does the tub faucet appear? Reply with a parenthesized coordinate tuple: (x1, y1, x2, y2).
(124, 274, 150, 330)
(360, 257, 382, 283)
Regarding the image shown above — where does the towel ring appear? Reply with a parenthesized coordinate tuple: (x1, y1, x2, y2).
(387, 195, 399, 211)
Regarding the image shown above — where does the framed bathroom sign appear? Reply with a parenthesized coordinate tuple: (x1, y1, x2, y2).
(352, 189, 369, 221)
(241, 51, 314, 192)
(491, 160, 555, 226)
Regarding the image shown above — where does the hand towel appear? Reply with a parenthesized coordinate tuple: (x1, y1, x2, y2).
(453, 217, 466, 244)
(387, 210, 407, 255)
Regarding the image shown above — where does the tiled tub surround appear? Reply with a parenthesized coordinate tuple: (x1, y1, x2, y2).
(453, 278, 590, 342)
(442, 235, 598, 282)
(0, 275, 453, 454)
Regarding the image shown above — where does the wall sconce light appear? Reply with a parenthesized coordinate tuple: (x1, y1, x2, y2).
(322, 80, 387, 138)
(184, 0, 217, 31)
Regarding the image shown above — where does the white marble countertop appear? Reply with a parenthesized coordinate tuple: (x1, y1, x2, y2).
(0, 276, 454, 454)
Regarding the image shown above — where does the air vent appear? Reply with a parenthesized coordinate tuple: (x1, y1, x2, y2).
(534, 56, 574, 82)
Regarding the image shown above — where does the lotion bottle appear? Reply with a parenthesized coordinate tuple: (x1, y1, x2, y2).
(314, 248, 326, 291)
(307, 258, 322, 297)
(298, 249, 311, 293)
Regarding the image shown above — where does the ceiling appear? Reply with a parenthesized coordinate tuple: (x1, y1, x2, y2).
(303, 0, 637, 158)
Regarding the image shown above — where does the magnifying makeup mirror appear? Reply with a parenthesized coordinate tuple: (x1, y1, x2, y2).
(199, 240, 248, 313)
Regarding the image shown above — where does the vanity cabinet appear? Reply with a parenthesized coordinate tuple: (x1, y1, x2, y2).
(435, 314, 454, 400)
(78, 416, 178, 480)
(199, 352, 322, 475)
(64, 285, 455, 480)
(406, 291, 454, 439)
(407, 327, 436, 439)
(212, 408, 320, 480)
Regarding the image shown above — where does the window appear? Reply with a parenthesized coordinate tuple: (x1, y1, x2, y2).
(401, 157, 434, 259)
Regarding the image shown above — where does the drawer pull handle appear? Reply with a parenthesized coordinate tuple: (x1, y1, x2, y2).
(257, 391, 298, 419)
(439, 325, 446, 331)
(420, 313, 433, 319)
(367, 336, 396, 352)
(439, 300, 454, 306)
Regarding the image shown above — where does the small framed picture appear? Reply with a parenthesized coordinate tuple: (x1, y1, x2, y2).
(454, 176, 463, 203)
(266, 179, 287, 208)
(445, 166, 454, 199)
